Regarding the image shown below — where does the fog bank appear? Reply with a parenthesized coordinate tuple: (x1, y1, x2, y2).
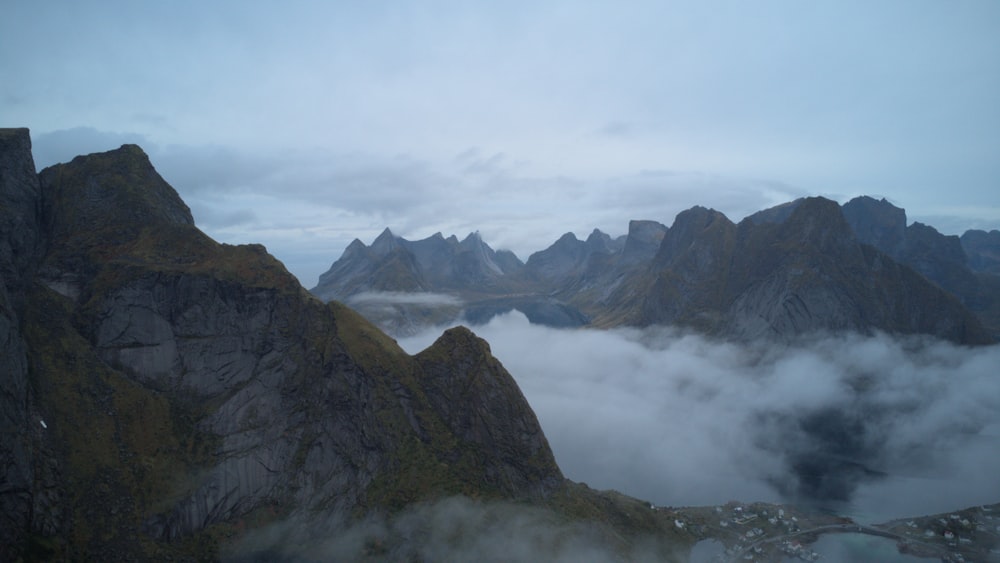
(399, 313, 1000, 520)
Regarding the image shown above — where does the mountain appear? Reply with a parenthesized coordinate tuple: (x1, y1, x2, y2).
(310, 228, 594, 335)
(6, 130, 689, 560)
(839, 196, 1000, 336)
(596, 197, 991, 343)
(962, 229, 1000, 275)
(315, 195, 994, 344)
(6, 130, 998, 560)
(313, 229, 523, 303)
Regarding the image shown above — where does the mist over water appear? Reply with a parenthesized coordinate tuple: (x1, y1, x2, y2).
(398, 312, 1000, 521)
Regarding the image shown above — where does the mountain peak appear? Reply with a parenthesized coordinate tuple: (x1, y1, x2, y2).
(555, 232, 580, 245)
(36, 144, 198, 275)
(370, 227, 400, 254)
(780, 197, 856, 251)
(841, 196, 907, 258)
(622, 219, 667, 263)
(42, 143, 194, 228)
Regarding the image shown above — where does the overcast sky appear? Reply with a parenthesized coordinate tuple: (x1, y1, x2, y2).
(4, 1, 999, 286)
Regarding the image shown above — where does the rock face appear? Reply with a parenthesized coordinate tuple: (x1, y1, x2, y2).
(594, 198, 992, 344)
(0, 131, 563, 561)
(840, 196, 1000, 336)
(962, 229, 1000, 275)
(0, 128, 43, 558)
(414, 327, 562, 497)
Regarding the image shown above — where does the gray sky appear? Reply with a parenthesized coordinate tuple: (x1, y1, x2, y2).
(4, 0, 999, 286)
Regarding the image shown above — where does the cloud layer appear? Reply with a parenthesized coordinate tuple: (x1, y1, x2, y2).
(399, 313, 1000, 521)
(226, 496, 678, 562)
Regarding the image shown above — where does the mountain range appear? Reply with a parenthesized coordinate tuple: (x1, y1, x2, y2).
(312, 197, 999, 344)
(0, 129, 696, 560)
(3, 128, 998, 560)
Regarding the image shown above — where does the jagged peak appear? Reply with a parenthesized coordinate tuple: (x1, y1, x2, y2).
(370, 227, 400, 255)
(625, 219, 667, 241)
(341, 238, 368, 260)
(671, 205, 732, 232)
(39, 142, 194, 232)
(555, 232, 580, 245)
(779, 196, 855, 248)
(585, 229, 616, 254)
(459, 231, 489, 250)
(842, 195, 908, 224)
(745, 198, 805, 225)
(418, 325, 493, 360)
(788, 196, 845, 221)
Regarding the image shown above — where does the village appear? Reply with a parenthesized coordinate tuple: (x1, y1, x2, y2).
(666, 501, 1000, 562)
(879, 503, 1000, 562)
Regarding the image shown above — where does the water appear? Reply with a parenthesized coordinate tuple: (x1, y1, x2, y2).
(786, 534, 926, 563)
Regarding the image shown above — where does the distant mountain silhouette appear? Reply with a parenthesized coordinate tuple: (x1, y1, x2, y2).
(314, 197, 996, 344)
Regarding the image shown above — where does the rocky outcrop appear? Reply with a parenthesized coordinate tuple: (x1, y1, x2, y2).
(840, 196, 999, 336)
(962, 229, 1000, 275)
(0, 135, 565, 560)
(841, 196, 908, 259)
(726, 199, 988, 342)
(620, 220, 666, 264)
(523, 232, 589, 283)
(414, 327, 562, 496)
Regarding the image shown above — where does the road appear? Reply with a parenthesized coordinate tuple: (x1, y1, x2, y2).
(727, 522, 949, 562)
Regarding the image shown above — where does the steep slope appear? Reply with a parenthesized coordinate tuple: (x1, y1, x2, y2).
(841, 196, 1000, 336)
(962, 229, 1000, 274)
(0, 128, 43, 557)
(1, 135, 566, 560)
(597, 198, 992, 344)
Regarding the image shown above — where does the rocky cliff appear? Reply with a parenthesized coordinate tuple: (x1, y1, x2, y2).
(0, 128, 43, 558)
(840, 196, 1000, 336)
(962, 229, 1000, 275)
(0, 131, 569, 561)
(595, 198, 992, 344)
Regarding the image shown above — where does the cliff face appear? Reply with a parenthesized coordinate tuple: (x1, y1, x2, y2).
(841, 196, 1000, 336)
(0, 131, 562, 561)
(0, 128, 43, 557)
(596, 198, 992, 344)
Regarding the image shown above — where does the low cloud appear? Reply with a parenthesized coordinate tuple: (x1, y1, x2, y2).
(399, 313, 1000, 521)
(348, 291, 463, 307)
(226, 496, 676, 562)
